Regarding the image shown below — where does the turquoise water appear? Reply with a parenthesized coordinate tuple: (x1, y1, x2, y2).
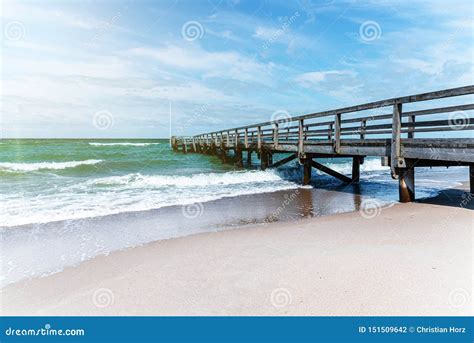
(0, 139, 466, 227)
(0, 139, 303, 226)
(0, 138, 468, 286)
(1, 139, 467, 228)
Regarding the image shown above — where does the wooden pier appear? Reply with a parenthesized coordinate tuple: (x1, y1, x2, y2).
(172, 86, 474, 202)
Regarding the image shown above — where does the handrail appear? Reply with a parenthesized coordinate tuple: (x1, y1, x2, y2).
(194, 85, 474, 136)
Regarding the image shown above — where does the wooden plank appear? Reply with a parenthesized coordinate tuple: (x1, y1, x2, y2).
(244, 128, 249, 148)
(360, 120, 366, 140)
(341, 103, 474, 124)
(273, 122, 279, 149)
(334, 113, 341, 154)
(391, 103, 404, 177)
(401, 147, 474, 163)
(200, 86, 474, 134)
(298, 119, 305, 158)
(408, 115, 415, 139)
(311, 160, 352, 183)
(269, 154, 297, 168)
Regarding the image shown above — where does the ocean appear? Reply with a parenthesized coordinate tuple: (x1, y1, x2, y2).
(0, 138, 468, 286)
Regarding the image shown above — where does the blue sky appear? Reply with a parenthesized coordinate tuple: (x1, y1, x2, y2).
(1, 0, 473, 138)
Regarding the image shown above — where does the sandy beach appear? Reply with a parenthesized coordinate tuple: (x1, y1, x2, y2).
(1, 184, 472, 316)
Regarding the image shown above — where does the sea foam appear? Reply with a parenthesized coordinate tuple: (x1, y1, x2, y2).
(89, 142, 161, 147)
(0, 160, 103, 172)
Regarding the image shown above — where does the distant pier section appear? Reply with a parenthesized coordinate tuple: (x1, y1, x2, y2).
(172, 86, 474, 202)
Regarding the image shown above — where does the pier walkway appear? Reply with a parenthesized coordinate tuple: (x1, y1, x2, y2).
(172, 86, 474, 202)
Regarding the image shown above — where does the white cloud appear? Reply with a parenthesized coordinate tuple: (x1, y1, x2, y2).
(295, 70, 355, 85)
(1, 2, 104, 30)
(129, 45, 275, 84)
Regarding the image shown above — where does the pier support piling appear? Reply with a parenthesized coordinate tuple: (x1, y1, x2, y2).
(247, 151, 252, 166)
(352, 156, 361, 183)
(470, 165, 474, 194)
(235, 149, 243, 167)
(302, 158, 312, 185)
(398, 167, 415, 203)
(260, 150, 270, 170)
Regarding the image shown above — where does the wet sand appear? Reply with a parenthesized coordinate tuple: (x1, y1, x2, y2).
(1, 185, 472, 316)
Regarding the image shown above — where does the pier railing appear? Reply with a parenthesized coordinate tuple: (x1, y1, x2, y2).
(172, 86, 474, 202)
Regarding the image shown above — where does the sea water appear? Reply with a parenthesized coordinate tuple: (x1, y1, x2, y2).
(0, 139, 468, 286)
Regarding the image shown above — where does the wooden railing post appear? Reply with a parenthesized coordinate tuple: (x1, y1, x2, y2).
(226, 131, 230, 147)
(391, 103, 405, 178)
(298, 119, 305, 159)
(235, 129, 239, 149)
(334, 113, 341, 154)
(328, 123, 333, 142)
(360, 120, 366, 140)
(183, 138, 187, 154)
(408, 114, 415, 139)
(273, 122, 279, 149)
(257, 126, 262, 150)
(244, 128, 249, 148)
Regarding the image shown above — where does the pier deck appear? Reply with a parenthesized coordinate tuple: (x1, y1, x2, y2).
(172, 86, 474, 202)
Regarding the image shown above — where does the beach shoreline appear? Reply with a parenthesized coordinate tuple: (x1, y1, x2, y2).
(1, 183, 472, 316)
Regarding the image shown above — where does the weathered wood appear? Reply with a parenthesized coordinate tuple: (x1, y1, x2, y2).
(360, 120, 366, 140)
(273, 123, 279, 149)
(174, 86, 474, 203)
(235, 148, 243, 167)
(298, 119, 305, 158)
(398, 167, 415, 202)
(407, 115, 415, 139)
(303, 158, 312, 185)
(235, 129, 239, 149)
(391, 103, 404, 178)
(201, 86, 474, 133)
(311, 160, 352, 184)
(269, 153, 297, 169)
(334, 113, 341, 154)
(470, 165, 474, 194)
(260, 150, 269, 170)
(182, 140, 187, 154)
